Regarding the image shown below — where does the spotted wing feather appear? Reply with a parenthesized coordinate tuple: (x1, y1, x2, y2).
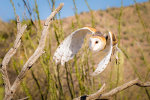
(53, 27, 95, 65)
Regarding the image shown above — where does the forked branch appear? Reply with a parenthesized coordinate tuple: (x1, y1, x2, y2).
(74, 78, 150, 100)
(1, 3, 64, 100)
(1, 16, 27, 96)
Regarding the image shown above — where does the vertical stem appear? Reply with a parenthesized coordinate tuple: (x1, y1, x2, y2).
(72, 0, 81, 27)
(134, 0, 150, 43)
(10, 0, 17, 19)
(56, 65, 65, 99)
(31, 70, 44, 100)
(115, 1, 123, 99)
(65, 63, 74, 99)
(34, 0, 42, 29)
(84, 0, 95, 27)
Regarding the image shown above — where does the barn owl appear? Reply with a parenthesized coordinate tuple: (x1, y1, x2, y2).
(53, 27, 118, 76)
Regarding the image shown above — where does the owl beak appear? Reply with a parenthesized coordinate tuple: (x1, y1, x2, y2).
(89, 40, 92, 50)
(89, 45, 93, 51)
(89, 39, 96, 51)
(89, 38, 93, 50)
(89, 45, 94, 51)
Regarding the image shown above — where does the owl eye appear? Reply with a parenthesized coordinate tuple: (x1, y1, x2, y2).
(95, 41, 99, 44)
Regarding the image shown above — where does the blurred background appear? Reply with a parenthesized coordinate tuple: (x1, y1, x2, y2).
(0, 0, 150, 100)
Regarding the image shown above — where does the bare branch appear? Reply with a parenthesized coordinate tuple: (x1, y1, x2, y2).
(74, 78, 150, 100)
(1, 16, 27, 96)
(18, 96, 29, 100)
(2, 3, 64, 100)
(87, 83, 106, 100)
(73, 84, 106, 100)
(100, 78, 150, 99)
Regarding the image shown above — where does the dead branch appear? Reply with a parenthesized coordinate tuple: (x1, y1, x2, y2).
(74, 78, 150, 100)
(73, 84, 106, 100)
(100, 78, 150, 99)
(1, 3, 64, 100)
(18, 96, 29, 100)
(1, 16, 27, 97)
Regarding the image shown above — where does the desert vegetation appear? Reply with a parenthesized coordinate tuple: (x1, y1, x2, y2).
(0, 0, 150, 100)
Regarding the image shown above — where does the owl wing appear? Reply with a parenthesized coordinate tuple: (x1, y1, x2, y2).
(91, 31, 113, 76)
(53, 27, 96, 65)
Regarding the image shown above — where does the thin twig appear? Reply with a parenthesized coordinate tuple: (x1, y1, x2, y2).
(22, 0, 37, 29)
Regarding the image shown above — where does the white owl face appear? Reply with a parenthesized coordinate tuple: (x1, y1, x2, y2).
(89, 36, 106, 52)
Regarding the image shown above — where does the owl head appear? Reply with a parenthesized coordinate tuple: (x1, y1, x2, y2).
(89, 32, 107, 52)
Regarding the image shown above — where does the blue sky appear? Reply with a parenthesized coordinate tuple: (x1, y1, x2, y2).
(0, 0, 148, 22)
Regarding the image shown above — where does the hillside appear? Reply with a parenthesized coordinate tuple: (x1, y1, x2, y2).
(0, 1, 150, 100)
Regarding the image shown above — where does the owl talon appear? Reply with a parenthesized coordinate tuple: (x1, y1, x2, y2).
(116, 44, 122, 53)
(115, 58, 120, 64)
(116, 59, 118, 64)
